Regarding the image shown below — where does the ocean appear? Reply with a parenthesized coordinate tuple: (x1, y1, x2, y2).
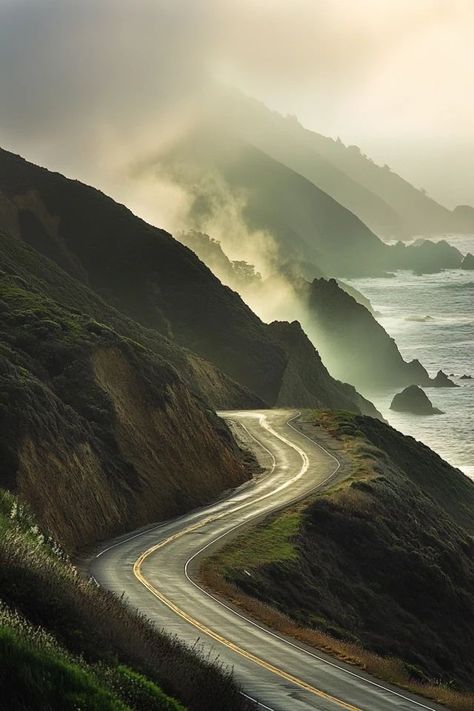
(347, 234, 474, 479)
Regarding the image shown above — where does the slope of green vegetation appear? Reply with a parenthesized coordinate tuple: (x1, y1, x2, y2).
(0, 233, 249, 550)
(0, 147, 382, 414)
(204, 412, 474, 708)
(0, 489, 251, 711)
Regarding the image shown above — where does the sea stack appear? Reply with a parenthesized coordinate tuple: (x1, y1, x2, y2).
(390, 385, 444, 415)
(461, 253, 474, 270)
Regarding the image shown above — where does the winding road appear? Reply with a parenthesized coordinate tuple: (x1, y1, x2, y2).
(89, 410, 445, 711)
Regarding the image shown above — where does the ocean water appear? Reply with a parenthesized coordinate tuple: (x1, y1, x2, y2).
(347, 234, 474, 479)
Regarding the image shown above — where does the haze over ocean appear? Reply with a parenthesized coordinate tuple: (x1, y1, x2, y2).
(349, 234, 474, 479)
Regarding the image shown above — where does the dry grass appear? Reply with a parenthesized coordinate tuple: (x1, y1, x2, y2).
(200, 565, 474, 710)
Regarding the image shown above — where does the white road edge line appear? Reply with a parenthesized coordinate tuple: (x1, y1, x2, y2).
(183, 413, 438, 711)
(240, 691, 275, 710)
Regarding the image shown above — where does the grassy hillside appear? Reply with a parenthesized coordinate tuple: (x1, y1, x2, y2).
(202, 412, 474, 710)
(0, 147, 380, 415)
(0, 489, 252, 711)
(0, 233, 250, 550)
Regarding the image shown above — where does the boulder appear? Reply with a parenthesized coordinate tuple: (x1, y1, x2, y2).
(461, 253, 474, 270)
(390, 385, 444, 415)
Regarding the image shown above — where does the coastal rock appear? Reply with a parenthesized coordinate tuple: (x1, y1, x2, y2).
(390, 385, 444, 415)
(306, 278, 437, 391)
(430, 370, 459, 388)
(461, 374, 473, 380)
(461, 253, 474, 270)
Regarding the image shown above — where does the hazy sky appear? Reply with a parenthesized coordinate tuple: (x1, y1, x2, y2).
(0, 0, 473, 207)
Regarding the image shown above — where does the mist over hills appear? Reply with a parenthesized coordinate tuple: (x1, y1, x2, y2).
(215, 91, 474, 240)
(150, 120, 464, 281)
(0, 143, 384, 431)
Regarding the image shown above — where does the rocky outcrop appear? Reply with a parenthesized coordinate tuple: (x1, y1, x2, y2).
(430, 369, 459, 388)
(304, 278, 452, 392)
(390, 385, 443, 415)
(461, 252, 474, 270)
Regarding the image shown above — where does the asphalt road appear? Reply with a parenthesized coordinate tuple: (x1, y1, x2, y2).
(89, 410, 446, 711)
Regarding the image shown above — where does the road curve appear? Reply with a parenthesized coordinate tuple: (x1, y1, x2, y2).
(89, 410, 445, 711)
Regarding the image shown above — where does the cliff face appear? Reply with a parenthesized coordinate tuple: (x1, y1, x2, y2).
(305, 278, 445, 392)
(0, 254, 247, 551)
(0, 147, 287, 405)
(267, 321, 382, 418)
(0, 147, 379, 416)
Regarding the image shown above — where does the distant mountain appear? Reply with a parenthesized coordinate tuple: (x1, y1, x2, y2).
(0, 147, 380, 419)
(218, 91, 474, 240)
(156, 128, 462, 278)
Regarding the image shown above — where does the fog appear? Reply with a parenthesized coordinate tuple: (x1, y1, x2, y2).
(0, 1, 473, 207)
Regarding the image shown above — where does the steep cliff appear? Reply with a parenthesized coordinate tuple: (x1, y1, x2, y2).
(305, 278, 452, 391)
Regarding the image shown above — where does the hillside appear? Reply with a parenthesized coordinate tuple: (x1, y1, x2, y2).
(304, 278, 450, 391)
(0, 489, 251, 711)
(218, 91, 474, 239)
(0, 147, 379, 415)
(203, 411, 474, 710)
(0, 233, 251, 550)
(176, 232, 449, 397)
(267, 320, 380, 417)
(157, 128, 462, 278)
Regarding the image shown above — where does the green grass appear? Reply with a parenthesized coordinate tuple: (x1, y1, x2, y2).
(218, 510, 302, 571)
(0, 489, 252, 711)
(0, 623, 128, 711)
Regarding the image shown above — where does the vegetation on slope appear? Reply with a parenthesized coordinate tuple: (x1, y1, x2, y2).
(0, 147, 380, 414)
(0, 238, 249, 550)
(202, 412, 474, 710)
(0, 490, 252, 711)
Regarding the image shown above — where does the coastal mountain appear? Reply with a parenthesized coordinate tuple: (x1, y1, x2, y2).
(155, 127, 463, 278)
(216, 91, 474, 240)
(0, 146, 380, 417)
(176, 232, 453, 395)
(304, 278, 453, 392)
(0, 230, 249, 550)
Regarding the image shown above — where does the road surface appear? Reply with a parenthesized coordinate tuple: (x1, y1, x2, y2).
(89, 410, 445, 711)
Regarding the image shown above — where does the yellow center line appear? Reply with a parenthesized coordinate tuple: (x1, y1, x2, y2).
(133, 519, 360, 711)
